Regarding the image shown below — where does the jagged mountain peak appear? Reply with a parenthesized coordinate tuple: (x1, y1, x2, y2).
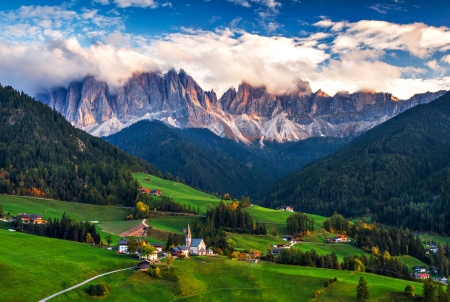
(36, 69, 447, 144)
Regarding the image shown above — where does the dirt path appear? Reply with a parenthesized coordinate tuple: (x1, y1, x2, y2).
(118, 219, 148, 237)
(39, 267, 135, 301)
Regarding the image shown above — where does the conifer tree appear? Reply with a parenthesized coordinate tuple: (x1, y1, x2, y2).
(423, 277, 436, 302)
(356, 276, 370, 302)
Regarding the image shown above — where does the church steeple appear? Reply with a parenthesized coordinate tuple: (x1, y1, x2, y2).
(186, 224, 192, 248)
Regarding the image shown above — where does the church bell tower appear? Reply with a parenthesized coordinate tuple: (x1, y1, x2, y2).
(186, 224, 192, 248)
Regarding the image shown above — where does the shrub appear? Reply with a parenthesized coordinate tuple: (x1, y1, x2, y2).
(86, 283, 110, 296)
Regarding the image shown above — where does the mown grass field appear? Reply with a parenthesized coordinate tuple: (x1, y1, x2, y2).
(0, 230, 137, 302)
(229, 233, 287, 251)
(419, 233, 450, 245)
(295, 242, 367, 261)
(147, 216, 197, 233)
(134, 173, 222, 214)
(398, 255, 429, 270)
(243, 206, 328, 235)
(0, 194, 128, 222)
(51, 256, 420, 302)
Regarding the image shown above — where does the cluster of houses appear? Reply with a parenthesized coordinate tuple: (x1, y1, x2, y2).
(140, 188, 163, 196)
(118, 224, 213, 263)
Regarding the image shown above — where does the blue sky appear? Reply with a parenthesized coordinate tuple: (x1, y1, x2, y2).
(0, 0, 449, 98)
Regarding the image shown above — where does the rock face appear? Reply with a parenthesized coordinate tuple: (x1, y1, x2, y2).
(37, 70, 447, 143)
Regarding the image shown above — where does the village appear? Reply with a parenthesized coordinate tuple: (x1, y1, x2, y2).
(9, 209, 448, 285)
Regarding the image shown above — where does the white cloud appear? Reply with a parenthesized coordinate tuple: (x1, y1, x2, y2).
(227, 0, 251, 8)
(319, 20, 450, 59)
(0, 6, 449, 100)
(442, 55, 450, 65)
(113, 0, 158, 8)
(426, 60, 440, 70)
(92, 0, 110, 5)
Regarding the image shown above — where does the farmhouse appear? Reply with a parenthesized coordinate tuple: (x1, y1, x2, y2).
(327, 234, 348, 243)
(170, 246, 189, 258)
(18, 213, 45, 224)
(149, 243, 164, 252)
(137, 247, 158, 262)
(140, 188, 150, 194)
(186, 224, 208, 255)
(118, 238, 129, 254)
(280, 235, 297, 243)
(412, 266, 426, 273)
(136, 260, 151, 271)
(150, 189, 162, 196)
(415, 273, 430, 279)
(276, 206, 294, 212)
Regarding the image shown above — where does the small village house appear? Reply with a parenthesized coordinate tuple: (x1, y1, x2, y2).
(118, 238, 129, 254)
(150, 189, 162, 196)
(137, 247, 158, 262)
(327, 234, 348, 243)
(18, 213, 45, 224)
(276, 206, 294, 212)
(415, 273, 430, 279)
(136, 260, 151, 271)
(170, 246, 189, 258)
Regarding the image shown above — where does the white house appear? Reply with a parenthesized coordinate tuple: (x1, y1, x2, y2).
(138, 248, 158, 261)
(118, 238, 129, 254)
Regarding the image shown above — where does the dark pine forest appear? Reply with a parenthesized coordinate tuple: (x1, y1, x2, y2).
(0, 85, 158, 206)
(261, 92, 450, 234)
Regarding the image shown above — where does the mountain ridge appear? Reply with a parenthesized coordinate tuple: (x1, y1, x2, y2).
(37, 69, 447, 143)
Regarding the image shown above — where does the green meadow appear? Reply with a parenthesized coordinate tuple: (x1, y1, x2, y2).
(230, 233, 287, 251)
(0, 194, 128, 222)
(134, 173, 223, 214)
(147, 216, 197, 233)
(419, 233, 450, 246)
(295, 242, 367, 261)
(51, 256, 420, 302)
(398, 255, 429, 270)
(243, 206, 328, 235)
(0, 230, 136, 302)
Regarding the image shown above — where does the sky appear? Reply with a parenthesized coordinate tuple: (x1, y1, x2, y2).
(0, 0, 450, 99)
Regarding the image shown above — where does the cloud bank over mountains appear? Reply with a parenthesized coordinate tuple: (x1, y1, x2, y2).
(0, 4, 450, 99)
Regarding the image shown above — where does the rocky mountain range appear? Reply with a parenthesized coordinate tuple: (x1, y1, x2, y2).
(37, 69, 447, 143)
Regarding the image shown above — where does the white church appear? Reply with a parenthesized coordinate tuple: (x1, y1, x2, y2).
(185, 224, 213, 256)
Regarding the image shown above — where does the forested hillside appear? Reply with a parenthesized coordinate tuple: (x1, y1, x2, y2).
(261, 92, 450, 234)
(106, 121, 349, 197)
(105, 121, 269, 197)
(0, 85, 158, 206)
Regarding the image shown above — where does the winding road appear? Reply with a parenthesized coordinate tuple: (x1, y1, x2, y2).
(38, 267, 135, 301)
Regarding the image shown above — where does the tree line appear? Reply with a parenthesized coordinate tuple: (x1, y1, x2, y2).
(127, 195, 200, 219)
(14, 212, 101, 244)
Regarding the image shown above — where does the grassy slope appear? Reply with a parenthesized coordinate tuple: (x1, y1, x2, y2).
(0, 230, 136, 302)
(0, 195, 128, 222)
(134, 173, 222, 214)
(295, 243, 367, 261)
(398, 255, 429, 270)
(148, 216, 197, 234)
(230, 234, 286, 251)
(52, 256, 419, 302)
(419, 233, 450, 245)
(244, 206, 328, 235)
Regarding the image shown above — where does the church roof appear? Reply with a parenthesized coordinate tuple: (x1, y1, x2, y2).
(191, 238, 204, 247)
